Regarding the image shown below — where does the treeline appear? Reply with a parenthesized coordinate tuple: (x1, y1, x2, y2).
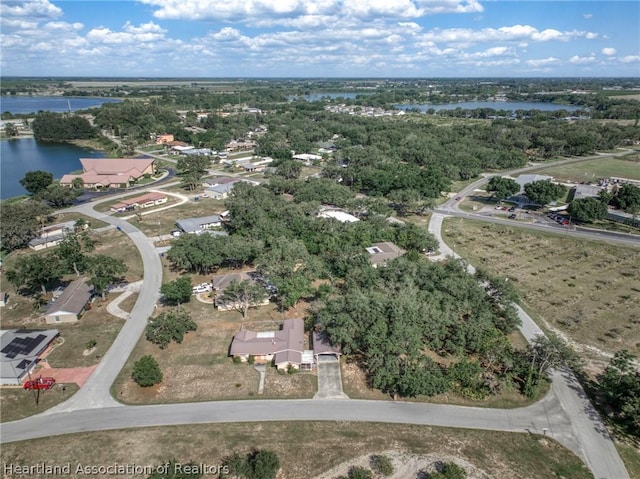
(31, 111, 97, 142)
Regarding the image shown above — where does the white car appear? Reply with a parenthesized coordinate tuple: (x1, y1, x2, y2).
(192, 285, 211, 294)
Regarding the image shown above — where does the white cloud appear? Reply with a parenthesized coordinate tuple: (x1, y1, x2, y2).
(583, 13, 592, 19)
(569, 55, 596, 64)
(620, 55, 640, 63)
(420, 24, 597, 46)
(86, 22, 166, 44)
(140, 0, 482, 23)
(601, 47, 616, 56)
(526, 57, 560, 67)
(0, 0, 62, 19)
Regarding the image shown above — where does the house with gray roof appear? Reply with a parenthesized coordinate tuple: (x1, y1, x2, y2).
(366, 242, 406, 268)
(0, 329, 59, 385)
(175, 215, 222, 234)
(44, 277, 93, 324)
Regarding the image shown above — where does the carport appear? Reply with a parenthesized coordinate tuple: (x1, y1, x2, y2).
(312, 330, 342, 363)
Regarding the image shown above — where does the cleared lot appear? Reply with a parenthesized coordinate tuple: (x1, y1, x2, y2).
(442, 218, 640, 367)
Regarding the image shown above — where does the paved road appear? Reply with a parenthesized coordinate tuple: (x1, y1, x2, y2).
(1, 152, 632, 478)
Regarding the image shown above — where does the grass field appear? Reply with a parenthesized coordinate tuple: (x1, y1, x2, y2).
(0, 384, 79, 423)
(441, 218, 640, 366)
(536, 155, 640, 182)
(0, 422, 591, 479)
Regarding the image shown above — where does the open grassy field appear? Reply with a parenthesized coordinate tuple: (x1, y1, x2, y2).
(441, 218, 640, 365)
(0, 384, 79, 423)
(0, 422, 591, 479)
(536, 155, 640, 182)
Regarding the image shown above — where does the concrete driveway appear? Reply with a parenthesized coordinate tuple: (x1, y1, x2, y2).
(314, 358, 348, 400)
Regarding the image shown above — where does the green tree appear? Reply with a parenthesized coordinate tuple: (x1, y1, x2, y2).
(216, 279, 269, 319)
(87, 254, 127, 299)
(132, 355, 163, 387)
(221, 450, 280, 479)
(146, 309, 197, 349)
(19, 170, 54, 195)
(486, 176, 520, 201)
(4, 122, 19, 138)
(568, 197, 608, 222)
(256, 237, 320, 310)
(612, 183, 640, 216)
(0, 200, 52, 251)
(177, 155, 209, 191)
(598, 350, 640, 437)
(6, 252, 63, 295)
(523, 180, 566, 206)
(56, 230, 95, 276)
(37, 184, 82, 208)
(160, 276, 193, 307)
(274, 160, 302, 179)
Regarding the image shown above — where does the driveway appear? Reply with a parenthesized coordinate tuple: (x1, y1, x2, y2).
(35, 364, 97, 387)
(314, 358, 348, 400)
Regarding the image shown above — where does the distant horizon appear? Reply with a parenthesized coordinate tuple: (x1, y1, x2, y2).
(1, 1, 638, 78)
(2, 76, 639, 81)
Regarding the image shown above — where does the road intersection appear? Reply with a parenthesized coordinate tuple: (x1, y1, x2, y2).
(2, 154, 637, 478)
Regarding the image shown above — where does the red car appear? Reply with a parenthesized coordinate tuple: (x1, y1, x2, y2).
(23, 377, 56, 390)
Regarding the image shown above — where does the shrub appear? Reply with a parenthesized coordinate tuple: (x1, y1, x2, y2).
(131, 355, 163, 387)
(348, 466, 373, 479)
(247, 355, 256, 365)
(370, 455, 394, 476)
(287, 364, 298, 374)
(85, 339, 97, 350)
(232, 356, 242, 364)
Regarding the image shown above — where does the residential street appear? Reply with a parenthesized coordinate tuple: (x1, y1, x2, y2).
(1, 153, 634, 479)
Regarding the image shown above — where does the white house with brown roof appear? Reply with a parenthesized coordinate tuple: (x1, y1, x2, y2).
(44, 278, 93, 324)
(60, 158, 155, 189)
(28, 221, 76, 251)
(110, 192, 168, 213)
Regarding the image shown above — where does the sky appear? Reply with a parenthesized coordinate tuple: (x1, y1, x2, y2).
(1, 0, 639, 78)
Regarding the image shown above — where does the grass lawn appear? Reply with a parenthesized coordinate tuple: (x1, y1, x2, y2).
(0, 422, 591, 479)
(0, 384, 79, 423)
(616, 441, 640, 479)
(441, 218, 640, 364)
(117, 292, 139, 313)
(536, 155, 640, 182)
(50, 211, 110, 230)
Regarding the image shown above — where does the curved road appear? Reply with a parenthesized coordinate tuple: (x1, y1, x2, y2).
(1, 154, 634, 478)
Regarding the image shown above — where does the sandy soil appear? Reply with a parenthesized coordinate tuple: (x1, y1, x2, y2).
(312, 451, 491, 479)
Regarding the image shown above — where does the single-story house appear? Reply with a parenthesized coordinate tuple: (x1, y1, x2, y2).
(230, 318, 312, 370)
(175, 215, 222, 234)
(0, 292, 8, 308)
(293, 153, 322, 165)
(182, 148, 213, 156)
(60, 158, 156, 189)
(0, 329, 59, 385)
(202, 177, 239, 188)
(28, 221, 76, 251)
(366, 242, 406, 268)
(206, 183, 237, 200)
(110, 192, 168, 212)
(44, 277, 93, 324)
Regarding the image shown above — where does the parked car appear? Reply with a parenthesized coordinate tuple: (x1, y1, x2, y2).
(23, 377, 56, 390)
(508, 214, 517, 219)
(192, 285, 211, 294)
(508, 206, 516, 212)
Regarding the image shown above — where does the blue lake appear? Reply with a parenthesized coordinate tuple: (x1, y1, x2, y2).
(1, 138, 104, 199)
(289, 92, 370, 101)
(0, 96, 121, 115)
(397, 101, 585, 112)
